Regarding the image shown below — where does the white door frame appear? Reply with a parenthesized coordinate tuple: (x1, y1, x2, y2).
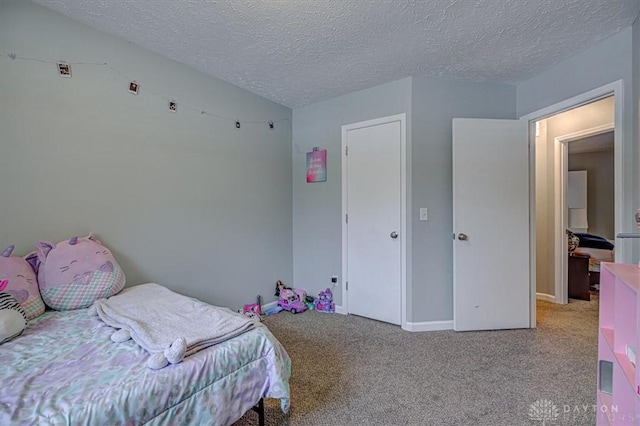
(521, 79, 625, 327)
(341, 113, 408, 329)
(554, 123, 615, 305)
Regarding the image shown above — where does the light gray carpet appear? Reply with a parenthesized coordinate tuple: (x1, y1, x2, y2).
(234, 298, 599, 426)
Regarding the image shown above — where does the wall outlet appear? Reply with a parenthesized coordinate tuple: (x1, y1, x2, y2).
(331, 275, 338, 283)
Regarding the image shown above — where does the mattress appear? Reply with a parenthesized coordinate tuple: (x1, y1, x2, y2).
(574, 246, 615, 272)
(0, 308, 290, 425)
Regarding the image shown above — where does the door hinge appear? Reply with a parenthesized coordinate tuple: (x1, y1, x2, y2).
(346, 214, 348, 223)
(345, 146, 348, 156)
(346, 281, 348, 291)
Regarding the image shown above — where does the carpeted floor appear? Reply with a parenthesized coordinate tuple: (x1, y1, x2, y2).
(234, 298, 599, 426)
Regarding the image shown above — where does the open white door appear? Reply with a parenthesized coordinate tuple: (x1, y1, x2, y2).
(453, 118, 530, 331)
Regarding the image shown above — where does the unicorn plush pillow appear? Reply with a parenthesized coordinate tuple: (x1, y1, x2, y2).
(37, 234, 126, 310)
(0, 246, 45, 320)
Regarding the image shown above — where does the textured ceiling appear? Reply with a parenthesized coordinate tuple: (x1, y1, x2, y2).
(32, 0, 640, 108)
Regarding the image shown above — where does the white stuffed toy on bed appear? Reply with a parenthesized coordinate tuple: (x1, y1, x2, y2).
(91, 283, 256, 370)
(0, 280, 27, 344)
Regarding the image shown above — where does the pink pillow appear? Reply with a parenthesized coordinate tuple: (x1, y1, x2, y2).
(0, 245, 45, 320)
(37, 234, 126, 310)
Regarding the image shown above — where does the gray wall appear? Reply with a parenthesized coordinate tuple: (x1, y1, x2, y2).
(0, 0, 293, 309)
(292, 76, 516, 323)
(568, 149, 615, 240)
(293, 17, 637, 321)
(292, 77, 412, 312)
(2, 0, 637, 324)
(410, 77, 516, 322)
(517, 28, 636, 263)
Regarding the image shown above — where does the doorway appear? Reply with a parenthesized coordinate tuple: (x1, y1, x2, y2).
(567, 130, 615, 296)
(523, 81, 625, 326)
(341, 114, 407, 327)
(449, 82, 625, 330)
(534, 96, 616, 305)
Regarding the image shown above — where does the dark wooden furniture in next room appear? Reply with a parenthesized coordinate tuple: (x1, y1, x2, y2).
(568, 252, 590, 300)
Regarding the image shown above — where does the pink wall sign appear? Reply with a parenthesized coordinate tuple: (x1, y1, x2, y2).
(306, 149, 327, 183)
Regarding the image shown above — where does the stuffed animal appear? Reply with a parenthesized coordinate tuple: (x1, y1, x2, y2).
(37, 234, 126, 310)
(566, 230, 580, 253)
(0, 285, 28, 344)
(0, 245, 44, 320)
(315, 288, 335, 313)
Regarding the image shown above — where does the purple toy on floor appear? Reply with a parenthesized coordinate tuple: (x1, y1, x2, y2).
(275, 280, 307, 314)
(315, 288, 334, 313)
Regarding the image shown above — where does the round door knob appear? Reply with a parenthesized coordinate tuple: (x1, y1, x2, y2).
(457, 233, 468, 241)
(390, 231, 398, 239)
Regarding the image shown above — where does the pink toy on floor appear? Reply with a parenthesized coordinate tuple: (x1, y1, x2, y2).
(275, 280, 307, 314)
(242, 306, 262, 322)
(243, 303, 261, 315)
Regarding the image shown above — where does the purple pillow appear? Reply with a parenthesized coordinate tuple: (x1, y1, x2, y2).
(0, 246, 45, 320)
(37, 234, 126, 310)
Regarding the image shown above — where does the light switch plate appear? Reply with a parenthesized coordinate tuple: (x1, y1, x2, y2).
(420, 208, 428, 221)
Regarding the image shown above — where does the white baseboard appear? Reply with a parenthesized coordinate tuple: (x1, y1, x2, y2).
(536, 292, 556, 303)
(262, 300, 278, 310)
(403, 320, 453, 332)
(330, 306, 451, 331)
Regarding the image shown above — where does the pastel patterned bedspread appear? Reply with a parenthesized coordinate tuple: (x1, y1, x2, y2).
(0, 309, 291, 425)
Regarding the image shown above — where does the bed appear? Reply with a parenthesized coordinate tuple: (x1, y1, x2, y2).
(572, 232, 615, 286)
(0, 306, 291, 425)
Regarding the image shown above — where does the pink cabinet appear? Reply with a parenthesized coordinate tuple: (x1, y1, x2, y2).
(597, 262, 640, 425)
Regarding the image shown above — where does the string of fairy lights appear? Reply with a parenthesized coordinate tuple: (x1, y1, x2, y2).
(2, 52, 290, 130)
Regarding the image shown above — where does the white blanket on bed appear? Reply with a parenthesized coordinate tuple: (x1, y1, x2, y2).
(93, 283, 255, 369)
